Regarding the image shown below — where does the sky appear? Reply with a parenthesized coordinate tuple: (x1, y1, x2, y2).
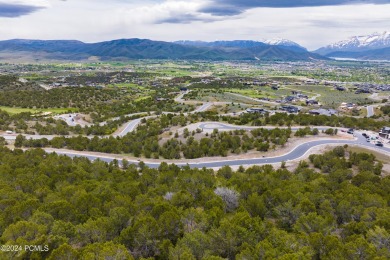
(0, 0, 389, 50)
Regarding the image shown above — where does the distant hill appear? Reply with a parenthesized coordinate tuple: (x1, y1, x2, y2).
(264, 39, 308, 52)
(0, 38, 326, 62)
(314, 31, 390, 60)
(174, 40, 268, 49)
(175, 39, 307, 52)
(326, 47, 390, 61)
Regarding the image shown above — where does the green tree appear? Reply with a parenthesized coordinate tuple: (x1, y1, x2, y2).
(48, 244, 79, 260)
(80, 242, 133, 260)
(14, 134, 26, 147)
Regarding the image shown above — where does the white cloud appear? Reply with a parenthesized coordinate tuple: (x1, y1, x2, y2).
(118, 0, 206, 24)
(10, 0, 50, 7)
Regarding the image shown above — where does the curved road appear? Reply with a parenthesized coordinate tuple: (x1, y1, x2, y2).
(44, 131, 390, 169)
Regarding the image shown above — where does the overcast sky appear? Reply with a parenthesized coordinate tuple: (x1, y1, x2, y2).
(0, 0, 389, 50)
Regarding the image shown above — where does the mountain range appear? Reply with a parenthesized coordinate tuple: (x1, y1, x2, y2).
(174, 39, 308, 53)
(0, 38, 323, 62)
(314, 31, 390, 60)
(0, 32, 389, 62)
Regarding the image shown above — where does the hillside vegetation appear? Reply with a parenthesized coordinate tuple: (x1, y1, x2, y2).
(0, 75, 42, 91)
(0, 146, 389, 259)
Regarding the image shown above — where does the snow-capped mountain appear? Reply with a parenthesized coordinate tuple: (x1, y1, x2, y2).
(315, 31, 390, 55)
(264, 38, 302, 47)
(263, 38, 307, 52)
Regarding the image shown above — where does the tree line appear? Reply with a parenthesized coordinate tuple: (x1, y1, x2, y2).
(16, 113, 314, 159)
(222, 112, 388, 130)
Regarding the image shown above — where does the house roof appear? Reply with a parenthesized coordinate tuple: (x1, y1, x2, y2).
(309, 109, 337, 116)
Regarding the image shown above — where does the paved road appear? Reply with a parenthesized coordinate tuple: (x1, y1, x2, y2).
(174, 92, 187, 103)
(194, 102, 213, 112)
(108, 101, 214, 137)
(44, 132, 390, 169)
(100, 112, 148, 126)
(115, 118, 143, 137)
(54, 114, 80, 127)
(367, 105, 375, 117)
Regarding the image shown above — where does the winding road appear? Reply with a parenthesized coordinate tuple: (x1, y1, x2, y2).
(45, 131, 390, 168)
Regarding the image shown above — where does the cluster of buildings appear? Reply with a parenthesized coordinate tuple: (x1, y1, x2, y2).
(274, 91, 310, 104)
(354, 82, 390, 92)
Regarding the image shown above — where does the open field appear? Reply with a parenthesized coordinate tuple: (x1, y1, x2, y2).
(226, 88, 279, 99)
(134, 96, 152, 102)
(210, 103, 251, 114)
(277, 84, 373, 107)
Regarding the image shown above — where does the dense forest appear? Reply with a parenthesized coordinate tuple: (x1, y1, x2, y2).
(0, 146, 389, 259)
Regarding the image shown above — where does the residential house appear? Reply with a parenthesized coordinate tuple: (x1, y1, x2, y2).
(155, 97, 169, 102)
(281, 105, 300, 113)
(309, 109, 338, 116)
(306, 100, 319, 105)
(335, 86, 346, 91)
(355, 88, 370, 94)
(246, 108, 268, 114)
(340, 102, 357, 110)
(379, 127, 390, 139)
(284, 96, 296, 103)
(297, 93, 309, 99)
